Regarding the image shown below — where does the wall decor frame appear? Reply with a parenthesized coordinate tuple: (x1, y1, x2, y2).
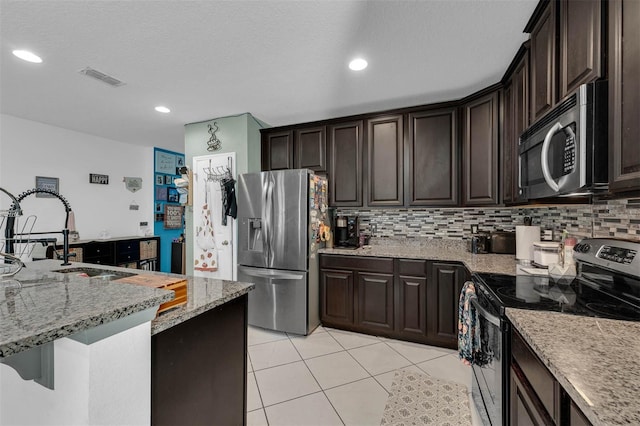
(155, 151, 176, 174)
(164, 204, 183, 229)
(167, 187, 179, 203)
(155, 174, 164, 185)
(35, 176, 59, 197)
(164, 175, 174, 185)
(155, 186, 168, 201)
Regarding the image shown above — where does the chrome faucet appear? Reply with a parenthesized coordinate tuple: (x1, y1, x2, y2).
(4, 188, 75, 266)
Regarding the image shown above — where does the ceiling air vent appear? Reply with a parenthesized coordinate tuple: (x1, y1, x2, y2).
(78, 67, 125, 87)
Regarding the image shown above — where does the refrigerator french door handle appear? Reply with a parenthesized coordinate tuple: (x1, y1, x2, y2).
(265, 175, 275, 266)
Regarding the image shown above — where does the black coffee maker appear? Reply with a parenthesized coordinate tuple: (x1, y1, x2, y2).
(335, 215, 360, 247)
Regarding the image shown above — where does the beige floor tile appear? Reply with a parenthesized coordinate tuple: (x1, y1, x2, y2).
(248, 338, 302, 371)
(416, 353, 472, 389)
(348, 342, 411, 375)
(254, 361, 321, 406)
(326, 328, 381, 349)
(247, 372, 263, 412)
(290, 332, 344, 359)
(384, 339, 453, 364)
(264, 392, 343, 426)
(247, 354, 253, 373)
(305, 351, 370, 389)
(325, 377, 389, 426)
(248, 325, 289, 346)
(247, 408, 269, 426)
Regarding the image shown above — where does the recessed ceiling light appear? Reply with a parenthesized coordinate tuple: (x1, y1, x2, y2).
(349, 58, 368, 71)
(12, 49, 42, 63)
(155, 106, 171, 113)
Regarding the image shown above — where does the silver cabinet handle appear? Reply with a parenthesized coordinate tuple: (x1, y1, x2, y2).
(470, 296, 500, 327)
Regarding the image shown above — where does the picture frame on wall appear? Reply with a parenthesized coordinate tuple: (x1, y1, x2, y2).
(155, 186, 168, 201)
(167, 187, 179, 203)
(164, 175, 174, 185)
(155, 174, 164, 185)
(35, 176, 59, 198)
(176, 157, 185, 167)
(155, 202, 163, 213)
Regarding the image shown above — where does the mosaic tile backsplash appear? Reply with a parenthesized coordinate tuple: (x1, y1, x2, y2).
(336, 198, 640, 242)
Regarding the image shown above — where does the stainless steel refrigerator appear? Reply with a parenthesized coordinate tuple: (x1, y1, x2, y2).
(237, 169, 328, 335)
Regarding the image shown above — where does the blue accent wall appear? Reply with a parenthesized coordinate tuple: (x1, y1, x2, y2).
(153, 147, 185, 272)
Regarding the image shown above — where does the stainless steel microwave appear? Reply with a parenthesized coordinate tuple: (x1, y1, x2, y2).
(518, 80, 608, 199)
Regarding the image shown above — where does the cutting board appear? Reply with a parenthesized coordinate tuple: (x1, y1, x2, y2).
(117, 274, 187, 314)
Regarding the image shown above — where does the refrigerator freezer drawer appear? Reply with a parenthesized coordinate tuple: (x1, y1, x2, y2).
(238, 265, 309, 335)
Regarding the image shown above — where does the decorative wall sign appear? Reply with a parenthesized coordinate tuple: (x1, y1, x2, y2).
(155, 151, 176, 174)
(35, 176, 59, 197)
(164, 204, 183, 229)
(123, 177, 142, 192)
(90, 173, 109, 184)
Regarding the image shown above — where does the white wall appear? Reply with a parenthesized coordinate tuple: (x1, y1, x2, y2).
(0, 114, 154, 245)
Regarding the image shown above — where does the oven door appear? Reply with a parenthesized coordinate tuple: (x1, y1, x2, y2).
(470, 294, 507, 426)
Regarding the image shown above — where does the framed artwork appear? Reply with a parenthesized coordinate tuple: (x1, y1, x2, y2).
(164, 204, 183, 229)
(35, 176, 59, 197)
(155, 174, 164, 185)
(155, 202, 163, 213)
(164, 175, 174, 185)
(167, 187, 179, 203)
(155, 213, 164, 222)
(155, 186, 168, 201)
(155, 151, 176, 174)
(176, 156, 185, 167)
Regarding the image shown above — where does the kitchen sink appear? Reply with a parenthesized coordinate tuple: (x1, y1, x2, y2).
(52, 267, 137, 280)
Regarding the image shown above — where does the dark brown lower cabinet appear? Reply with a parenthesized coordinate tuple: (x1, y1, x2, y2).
(320, 255, 466, 349)
(356, 272, 394, 331)
(510, 329, 592, 426)
(151, 294, 248, 426)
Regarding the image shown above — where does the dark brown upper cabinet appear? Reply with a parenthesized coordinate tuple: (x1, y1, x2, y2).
(366, 115, 404, 206)
(559, 0, 602, 100)
(462, 90, 500, 206)
(502, 44, 530, 205)
(294, 126, 326, 172)
(609, 0, 640, 192)
(328, 120, 363, 207)
(407, 108, 459, 206)
(528, 0, 556, 123)
(261, 130, 293, 171)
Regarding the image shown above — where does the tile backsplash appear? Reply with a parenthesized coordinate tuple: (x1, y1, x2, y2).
(337, 198, 640, 242)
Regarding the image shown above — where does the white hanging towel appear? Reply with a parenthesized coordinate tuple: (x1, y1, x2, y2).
(194, 181, 218, 271)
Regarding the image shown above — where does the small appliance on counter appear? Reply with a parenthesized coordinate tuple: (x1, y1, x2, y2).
(489, 231, 516, 254)
(335, 215, 360, 248)
(467, 232, 490, 254)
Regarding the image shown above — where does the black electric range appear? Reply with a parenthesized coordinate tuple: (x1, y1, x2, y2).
(470, 238, 640, 426)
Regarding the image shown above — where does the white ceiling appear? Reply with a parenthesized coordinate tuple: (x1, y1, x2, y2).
(1, 0, 538, 152)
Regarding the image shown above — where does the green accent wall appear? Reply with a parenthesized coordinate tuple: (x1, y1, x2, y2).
(183, 113, 266, 275)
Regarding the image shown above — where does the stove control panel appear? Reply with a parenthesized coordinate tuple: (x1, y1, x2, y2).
(597, 246, 637, 265)
(574, 238, 640, 278)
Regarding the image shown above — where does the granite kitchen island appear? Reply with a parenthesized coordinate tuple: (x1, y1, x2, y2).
(0, 260, 253, 426)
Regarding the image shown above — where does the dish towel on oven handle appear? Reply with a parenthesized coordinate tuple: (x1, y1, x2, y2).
(458, 281, 481, 366)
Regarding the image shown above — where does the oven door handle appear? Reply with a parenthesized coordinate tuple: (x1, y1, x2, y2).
(470, 296, 500, 327)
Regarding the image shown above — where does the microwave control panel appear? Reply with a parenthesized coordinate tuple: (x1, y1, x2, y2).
(563, 124, 576, 174)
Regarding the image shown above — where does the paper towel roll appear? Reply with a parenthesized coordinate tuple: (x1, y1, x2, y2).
(516, 226, 540, 261)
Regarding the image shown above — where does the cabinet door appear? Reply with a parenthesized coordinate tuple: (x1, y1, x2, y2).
(396, 275, 427, 338)
(356, 272, 394, 331)
(367, 115, 404, 206)
(502, 83, 515, 204)
(569, 400, 592, 426)
(559, 0, 602, 99)
(462, 91, 499, 206)
(261, 130, 293, 171)
(427, 263, 466, 347)
(328, 121, 363, 206)
(510, 364, 555, 426)
(407, 108, 458, 206)
(609, 0, 640, 192)
(295, 126, 326, 172)
(512, 52, 530, 202)
(530, 0, 556, 122)
(320, 269, 354, 326)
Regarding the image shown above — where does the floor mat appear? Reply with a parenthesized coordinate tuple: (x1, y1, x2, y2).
(380, 369, 472, 426)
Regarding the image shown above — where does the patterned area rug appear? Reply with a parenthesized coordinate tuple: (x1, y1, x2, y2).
(380, 369, 472, 426)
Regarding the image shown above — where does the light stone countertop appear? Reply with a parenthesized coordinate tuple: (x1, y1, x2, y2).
(506, 308, 640, 426)
(319, 238, 517, 275)
(0, 260, 253, 357)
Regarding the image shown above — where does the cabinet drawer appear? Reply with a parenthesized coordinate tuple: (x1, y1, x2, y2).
(83, 242, 113, 261)
(116, 240, 140, 264)
(140, 239, 158, 260)
(397, 259, 427, 276)
(511, 330, 558, 421)
(320, 255, 393, 273)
